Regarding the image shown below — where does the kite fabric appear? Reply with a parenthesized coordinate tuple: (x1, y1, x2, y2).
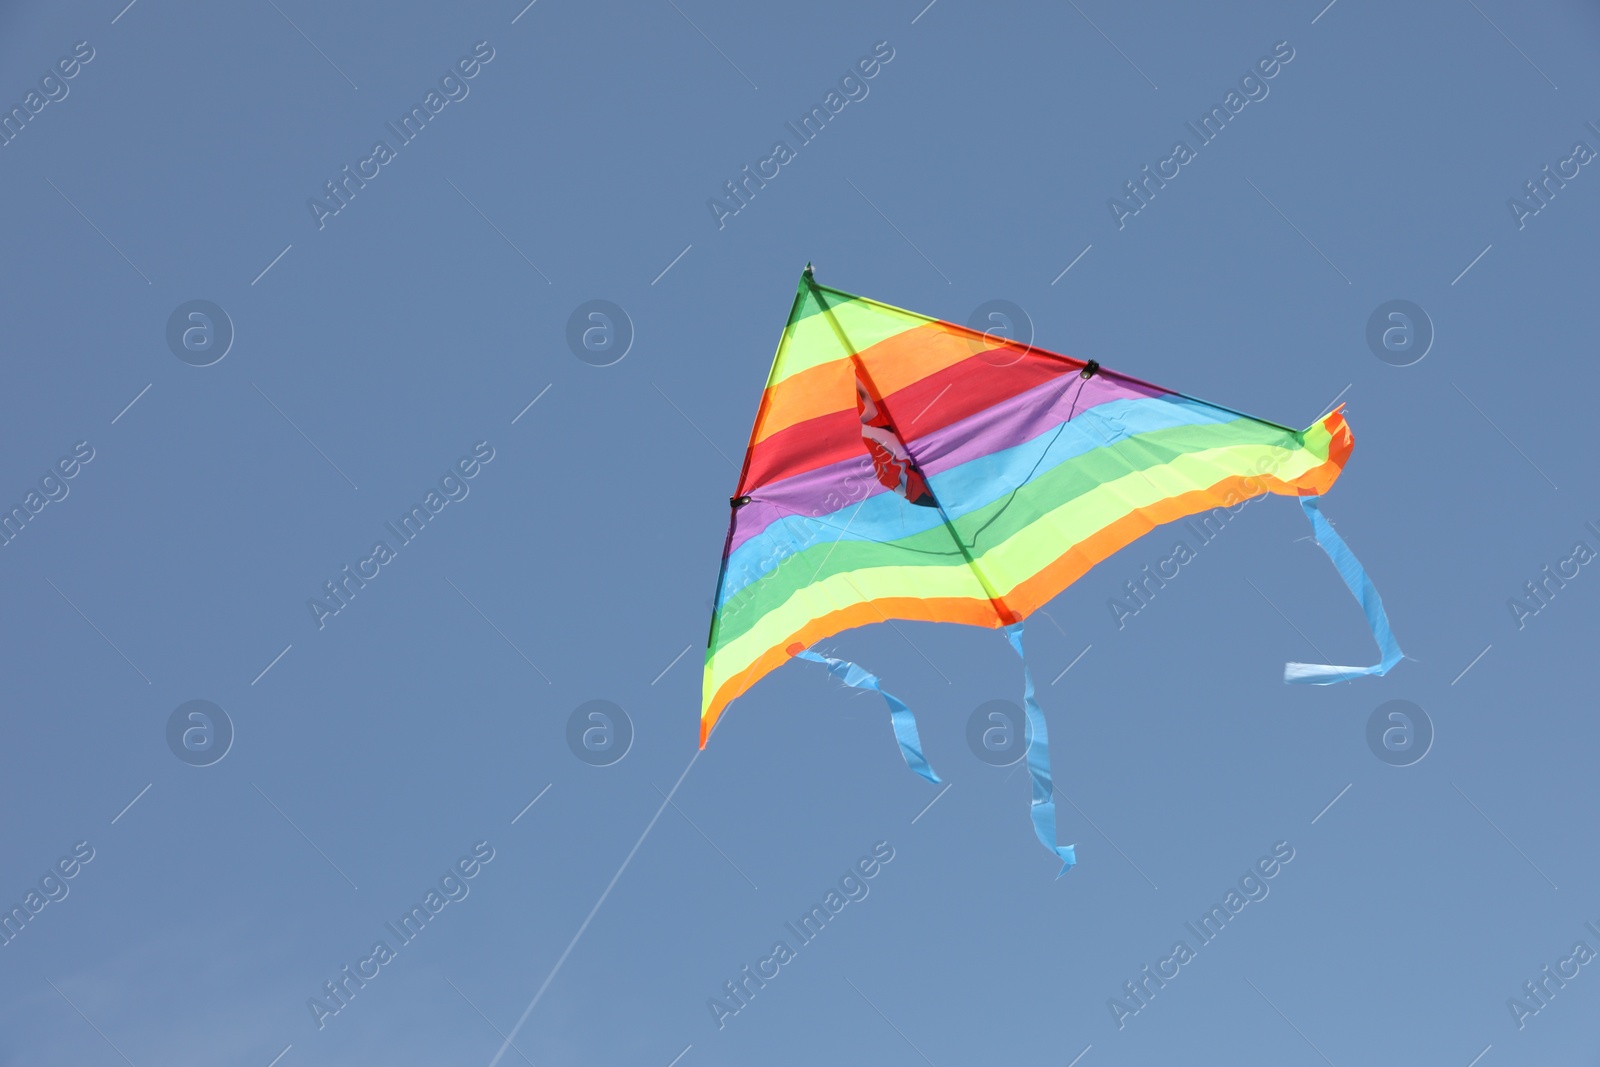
(702, 266, 1401, 872)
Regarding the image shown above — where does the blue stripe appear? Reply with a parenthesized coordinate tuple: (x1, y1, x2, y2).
(717, 395, 1238, 609)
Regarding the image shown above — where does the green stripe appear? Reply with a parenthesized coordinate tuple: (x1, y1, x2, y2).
(713, 418, 1314, 650)
(1300, 416, 1334, 461)
(707, 436, 1325, 681)
(769, 289, 932, 385)
(788, 282, 891, 323)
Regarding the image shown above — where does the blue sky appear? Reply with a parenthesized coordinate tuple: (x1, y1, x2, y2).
(1, 1, 1598, 1064)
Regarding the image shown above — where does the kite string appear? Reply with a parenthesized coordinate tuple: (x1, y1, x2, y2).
(753, 494, 963, 559)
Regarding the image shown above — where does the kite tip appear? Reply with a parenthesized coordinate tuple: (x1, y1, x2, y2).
(785, 641, 806, 656)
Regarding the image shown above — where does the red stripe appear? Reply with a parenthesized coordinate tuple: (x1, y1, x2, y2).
(742, 347, 1085, 492)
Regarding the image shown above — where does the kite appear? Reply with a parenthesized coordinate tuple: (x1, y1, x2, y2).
(702, 266, 1401, 874)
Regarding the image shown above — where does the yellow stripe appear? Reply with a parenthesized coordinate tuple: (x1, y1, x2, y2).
(706, 440, 1324, 694)
(771, 297, 932, 385)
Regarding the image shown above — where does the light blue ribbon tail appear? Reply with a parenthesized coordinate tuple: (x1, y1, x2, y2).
(792, 648, 941, 784)
(1004, 624, 1077, 877)
(1286, 495, 1404, 685)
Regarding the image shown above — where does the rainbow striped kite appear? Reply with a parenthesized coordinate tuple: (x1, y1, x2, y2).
(703, 267, 1401, 873)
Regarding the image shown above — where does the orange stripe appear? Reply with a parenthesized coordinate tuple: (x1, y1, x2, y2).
(1006, 457, 1347, 618)
(701, 443, 1350, 746)
(754, 322, 1037, 445)
(699, 595, 1001, 746)
(754, 359, 856, 447)
(1315, 409, 1353, 485)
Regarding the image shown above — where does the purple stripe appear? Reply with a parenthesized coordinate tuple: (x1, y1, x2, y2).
(907, 370, 1163, 476)
(729, 371, 1163, 555)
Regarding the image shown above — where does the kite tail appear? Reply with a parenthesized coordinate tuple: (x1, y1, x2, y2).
(1005, 624, 1077, 877)
(1285, 495, 1404, 684)
(791, 648, 941, 784)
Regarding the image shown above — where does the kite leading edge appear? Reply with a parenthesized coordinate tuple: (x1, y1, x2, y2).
(701, 266, 1402, 875)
